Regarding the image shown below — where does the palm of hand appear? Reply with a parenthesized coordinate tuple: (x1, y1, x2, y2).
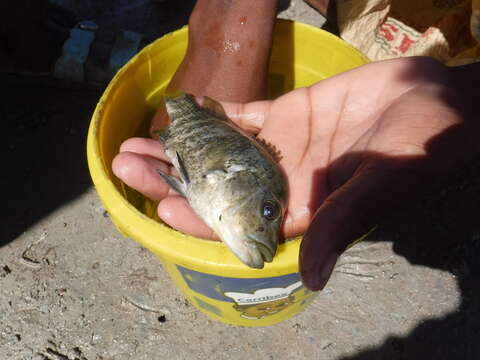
(113, 57, 466, 249)
(254, 57, 462, 240)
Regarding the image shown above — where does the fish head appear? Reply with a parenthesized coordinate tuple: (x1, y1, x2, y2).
(212, 181, 286, 269)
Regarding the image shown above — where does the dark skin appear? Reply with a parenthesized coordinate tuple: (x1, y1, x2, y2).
(148, 0, 279, 138)
(148, 0, 331, 136)
(113, 0, 480, 290)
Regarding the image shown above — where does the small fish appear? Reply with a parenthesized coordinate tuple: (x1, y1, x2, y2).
(157, 92, 288, 269)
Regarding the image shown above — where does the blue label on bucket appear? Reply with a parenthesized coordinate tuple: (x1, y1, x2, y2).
(176, 265, 304, 302)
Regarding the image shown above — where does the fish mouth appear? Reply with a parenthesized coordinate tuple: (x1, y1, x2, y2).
(216, 227, 278, 269)
(241, 235, 278, 269)
(255, 242, 274, 263)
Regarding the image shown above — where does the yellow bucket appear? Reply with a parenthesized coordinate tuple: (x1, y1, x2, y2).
(87, 19, 368, 327)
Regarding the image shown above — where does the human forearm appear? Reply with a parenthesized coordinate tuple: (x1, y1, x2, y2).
(167, 0, 280, 102)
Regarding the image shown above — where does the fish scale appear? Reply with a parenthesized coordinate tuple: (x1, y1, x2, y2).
(169, 120, 264, 182)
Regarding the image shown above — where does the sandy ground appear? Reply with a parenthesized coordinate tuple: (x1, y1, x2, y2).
(2, 1, 480, 359)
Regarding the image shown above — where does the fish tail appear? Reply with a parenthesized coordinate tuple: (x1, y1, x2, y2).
(164, 91, 198, 119)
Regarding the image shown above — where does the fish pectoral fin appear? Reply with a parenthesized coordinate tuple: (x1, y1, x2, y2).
(157, 170, 187, 197)
(202, 96, 228, 120)
(175, 151, 190, 184)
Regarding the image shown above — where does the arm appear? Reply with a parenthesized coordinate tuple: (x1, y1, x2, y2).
(150, 0, 279, 137)
(170, 0, 279, 101)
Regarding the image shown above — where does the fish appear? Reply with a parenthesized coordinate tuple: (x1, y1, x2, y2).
(157, 92, 288, 269)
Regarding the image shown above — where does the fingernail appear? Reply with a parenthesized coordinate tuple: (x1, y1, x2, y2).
(303, 252, 338, 291)
(318, 253, 338, 290)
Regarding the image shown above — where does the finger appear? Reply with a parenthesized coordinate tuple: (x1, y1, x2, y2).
(299, 158, 423, 291)
(220, 100, 273, 134)
(112, 151, 173, 201)
(119, 137, 171, 163)
(158, 196, 220, 241)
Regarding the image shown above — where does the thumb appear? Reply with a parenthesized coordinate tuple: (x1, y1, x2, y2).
(220, 99, 273, 134)
(299, 157, 424, 291)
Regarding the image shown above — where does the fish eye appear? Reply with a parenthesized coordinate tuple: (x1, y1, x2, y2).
(262, 201, 280, 221)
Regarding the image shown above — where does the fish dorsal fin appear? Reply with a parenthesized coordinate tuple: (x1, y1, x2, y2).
(201, 96, 228, 120)
(255, 137, 283, 163)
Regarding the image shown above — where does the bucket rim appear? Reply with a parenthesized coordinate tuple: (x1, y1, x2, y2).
(86, 19, 368, 276)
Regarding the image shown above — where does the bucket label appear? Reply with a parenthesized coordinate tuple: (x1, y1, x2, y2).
(176, 265, 315, 320)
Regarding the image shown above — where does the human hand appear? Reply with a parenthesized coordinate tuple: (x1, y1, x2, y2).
(113, 57, 478, 290)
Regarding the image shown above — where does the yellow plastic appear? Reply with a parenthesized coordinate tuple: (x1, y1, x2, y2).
(87, 19, 368, 327)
